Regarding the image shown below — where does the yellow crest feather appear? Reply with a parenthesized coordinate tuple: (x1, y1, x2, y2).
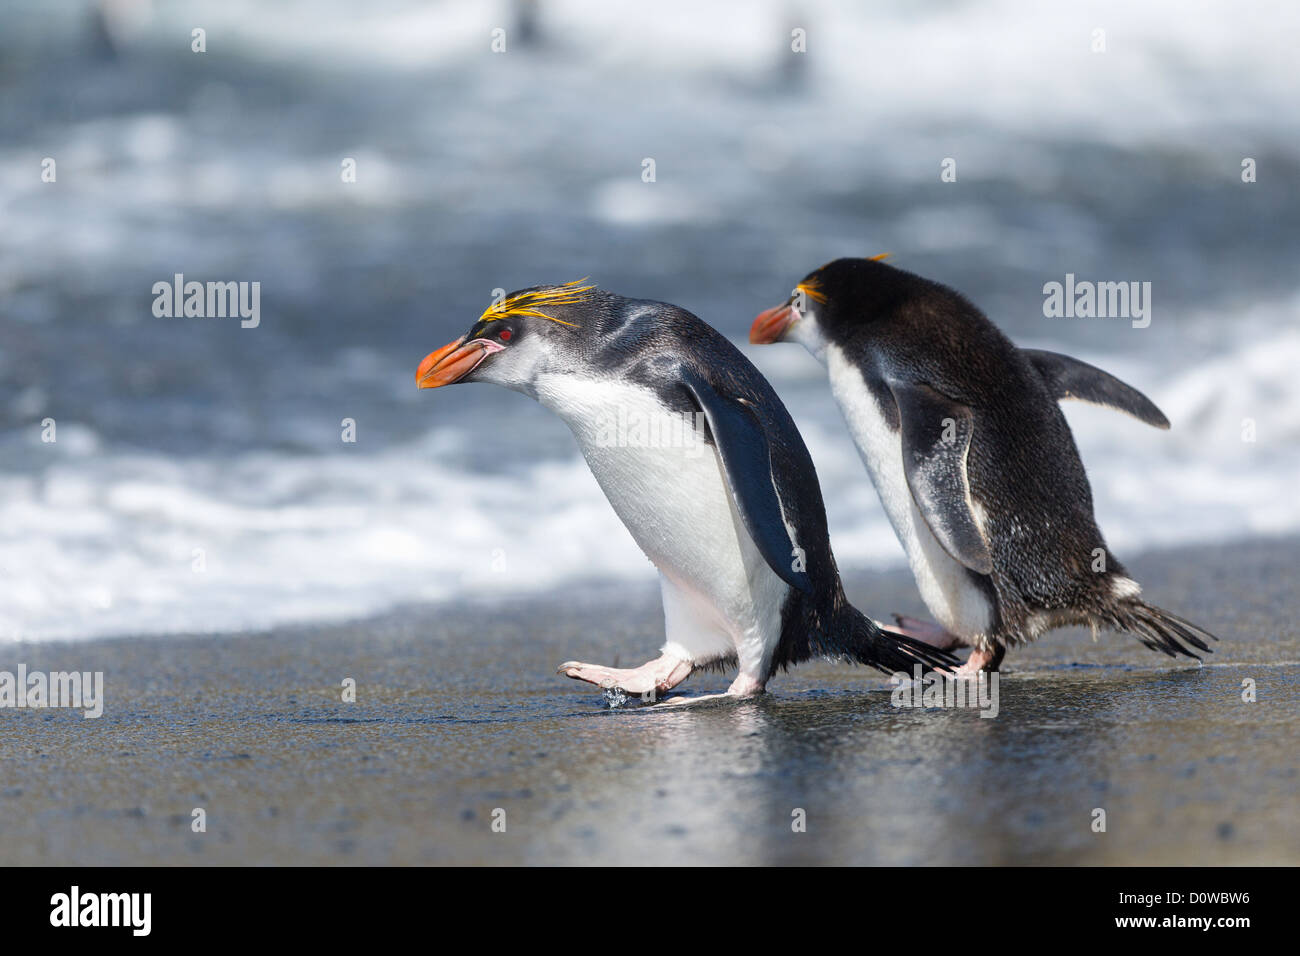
(480, 278, 595, 327)
(795, 277, 827, 303)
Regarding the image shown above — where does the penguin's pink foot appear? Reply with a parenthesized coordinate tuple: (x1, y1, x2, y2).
(656, 673, 766, 707)
(888, 614, 965, 651)
(557, 653, 692, 698)
(726, 673, 765, 696)
(954, 643, 1006, 677)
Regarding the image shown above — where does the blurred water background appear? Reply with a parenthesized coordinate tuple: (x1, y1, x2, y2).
(2, 0, 1298, 641)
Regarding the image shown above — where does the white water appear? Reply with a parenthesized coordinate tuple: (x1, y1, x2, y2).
(6, 290, 1299, 642)
(2, 0, 1297, 641)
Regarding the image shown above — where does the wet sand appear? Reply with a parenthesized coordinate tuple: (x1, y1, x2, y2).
(1, 535, 1296, 865)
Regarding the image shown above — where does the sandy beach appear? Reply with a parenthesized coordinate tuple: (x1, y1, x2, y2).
(1, 534, 1296, 866)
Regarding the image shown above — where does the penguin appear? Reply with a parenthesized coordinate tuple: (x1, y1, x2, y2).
(749, 256, 1218, 674)
(416, 280, 958, 701)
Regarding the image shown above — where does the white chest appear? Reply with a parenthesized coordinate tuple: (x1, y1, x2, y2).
(534, 375, 787, 642)
(824, 346, 992, 638)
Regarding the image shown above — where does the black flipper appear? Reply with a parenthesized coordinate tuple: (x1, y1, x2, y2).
(1023, 348, 1170, 429)
(890, 380, 994, 575)
(680, 367, 813, 594)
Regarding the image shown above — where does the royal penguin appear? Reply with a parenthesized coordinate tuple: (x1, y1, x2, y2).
(417, 280, 956, 702)
(749, 256, 1217, 673)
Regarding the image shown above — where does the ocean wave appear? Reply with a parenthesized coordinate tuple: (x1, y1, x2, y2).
(2, 0, 1296, 641)
(5, 293, 1298, 642)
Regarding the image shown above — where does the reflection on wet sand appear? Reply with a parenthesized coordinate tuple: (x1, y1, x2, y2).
(0, 540, 1295, 865)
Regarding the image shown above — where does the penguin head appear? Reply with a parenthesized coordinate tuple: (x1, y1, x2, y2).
(416, 280, 596, 394)
(750, 255, 895, 358)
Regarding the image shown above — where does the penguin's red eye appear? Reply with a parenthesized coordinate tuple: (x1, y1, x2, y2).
(499, 328, 513, 342)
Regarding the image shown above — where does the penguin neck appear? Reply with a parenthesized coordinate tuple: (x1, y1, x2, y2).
(788, 314, 830, 365)
(531, 371, 584, 421)
(532, 372, 643, 442)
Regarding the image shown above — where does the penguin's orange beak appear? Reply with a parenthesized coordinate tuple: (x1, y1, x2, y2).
(416, 337, 504, 388)
(749, 303, 793, 344)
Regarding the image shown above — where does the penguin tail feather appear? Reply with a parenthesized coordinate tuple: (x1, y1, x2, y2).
(1111, 600, 1219, 661)
(842, 607, 962, 676)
